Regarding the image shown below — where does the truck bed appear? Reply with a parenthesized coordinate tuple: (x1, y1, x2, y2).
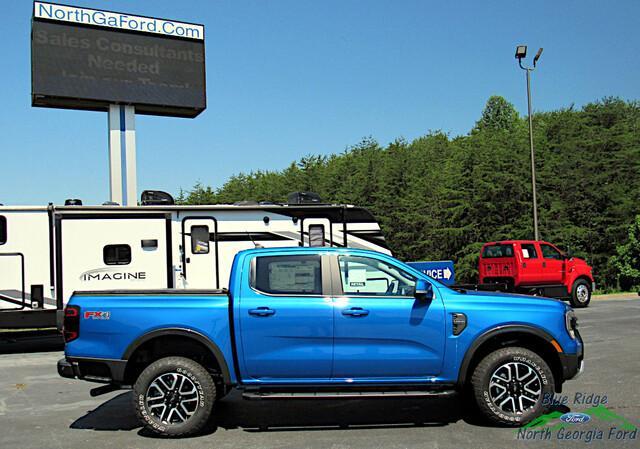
(65, 289, 234, 370)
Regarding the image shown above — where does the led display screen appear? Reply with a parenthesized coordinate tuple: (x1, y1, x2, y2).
(31, 19, 206, 117)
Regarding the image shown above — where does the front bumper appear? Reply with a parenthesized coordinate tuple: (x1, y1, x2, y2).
(559, 328, 584, 381)
(559, 352, 584, 380)
(57, 357, 127, 384)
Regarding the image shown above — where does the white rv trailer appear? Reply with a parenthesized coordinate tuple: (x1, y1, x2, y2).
(0, 200, 390, 329)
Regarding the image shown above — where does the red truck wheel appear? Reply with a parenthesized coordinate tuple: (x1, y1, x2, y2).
(570, 279, 591, 308)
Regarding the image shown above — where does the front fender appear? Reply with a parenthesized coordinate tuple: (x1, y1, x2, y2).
(456, 324, 561, 387)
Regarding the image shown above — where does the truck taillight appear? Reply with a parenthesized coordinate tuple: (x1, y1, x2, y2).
(63, 305, 80, 343)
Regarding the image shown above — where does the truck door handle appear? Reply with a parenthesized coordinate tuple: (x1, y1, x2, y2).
(542, 261, 547, 268)
(248, 307, 275, 317)
(342, 307, 369, 317)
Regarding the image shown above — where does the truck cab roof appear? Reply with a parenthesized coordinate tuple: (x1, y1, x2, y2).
(235, 246, 393, 259)
(483, 240, 552, 246)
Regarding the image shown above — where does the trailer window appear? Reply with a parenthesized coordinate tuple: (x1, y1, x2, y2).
(190, 225, 210, 254)
(0, 216, 6, 245)
(482, 244, 514, 258)
(308, 224, 325, 247)
(253, 255, 322, 295)
(103, 244, 131, 265)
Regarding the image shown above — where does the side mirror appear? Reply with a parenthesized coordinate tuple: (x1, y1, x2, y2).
(414, 279, 433, 301)
(565, 248, 574, 259)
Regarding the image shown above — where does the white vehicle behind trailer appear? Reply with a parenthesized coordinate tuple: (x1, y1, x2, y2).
(0, 193, 390, 329)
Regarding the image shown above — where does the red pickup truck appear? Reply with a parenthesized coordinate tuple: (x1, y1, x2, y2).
(478, 240, 594, 307)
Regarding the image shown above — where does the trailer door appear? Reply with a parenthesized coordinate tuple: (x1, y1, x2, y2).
(0, 253, 25, 310)
(60, 216, 169, 302)
(182, 218, 218, 289)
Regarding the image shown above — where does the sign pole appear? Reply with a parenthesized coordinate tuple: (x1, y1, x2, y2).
(123, 105, 137, 205)
(108, 104, 137, 206)
(108, 105, 123, 205)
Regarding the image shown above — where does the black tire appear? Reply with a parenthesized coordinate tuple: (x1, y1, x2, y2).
(133, 356, 216, 437)
(570, 279, 591, 308)
(471, 347, 555, 426)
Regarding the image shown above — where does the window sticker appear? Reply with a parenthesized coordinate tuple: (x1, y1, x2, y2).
(348, 267, 367, 287)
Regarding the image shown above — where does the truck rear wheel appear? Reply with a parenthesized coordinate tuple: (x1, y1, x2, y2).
(570, 279, 591, 308)
(471, 347, 554, 426)
(133, 356, 216, 437)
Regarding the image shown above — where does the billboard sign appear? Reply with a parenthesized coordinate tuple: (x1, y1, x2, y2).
(31, 2, 206, 117)
(406, 260, 456, 286)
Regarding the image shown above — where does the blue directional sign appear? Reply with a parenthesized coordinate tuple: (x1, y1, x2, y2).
(406, 260, 455, 286)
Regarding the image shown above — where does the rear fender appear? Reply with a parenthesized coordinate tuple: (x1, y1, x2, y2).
(122, 327, 232, 384)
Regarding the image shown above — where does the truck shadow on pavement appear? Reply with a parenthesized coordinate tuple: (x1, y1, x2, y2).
(70, 390, 497, 437)
(0, 330, 63, 354)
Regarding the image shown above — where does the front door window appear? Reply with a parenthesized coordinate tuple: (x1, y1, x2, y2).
(338, 255, 416, 297)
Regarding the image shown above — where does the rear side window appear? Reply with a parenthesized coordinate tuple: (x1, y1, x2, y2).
(0, 216, 6, 245)
(482, 244, 514, 258)
(252, 255, 322, 295)
(103, 244, 131, 265)
(520, 243, 538, 259)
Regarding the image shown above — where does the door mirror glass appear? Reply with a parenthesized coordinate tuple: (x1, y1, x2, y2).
(414, 279, 433, 301)
(308, 224, 325, 247)
(190, 225, 210, 254)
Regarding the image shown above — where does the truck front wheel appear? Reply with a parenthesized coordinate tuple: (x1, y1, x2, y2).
(570, 279, 591, 308)
(470, 347, 555, 426)
(133, 356, 216, 437)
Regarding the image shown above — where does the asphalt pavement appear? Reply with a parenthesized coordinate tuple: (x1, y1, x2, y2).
(0, 297, 638, 449)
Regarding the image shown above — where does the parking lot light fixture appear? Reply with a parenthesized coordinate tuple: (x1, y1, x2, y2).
(515, 45, 543, 241)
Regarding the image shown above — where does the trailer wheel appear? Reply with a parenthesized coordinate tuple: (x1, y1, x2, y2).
(570, 279, 591, 308)
(133, 356, 216, 437)
(471, 347, 554, 426)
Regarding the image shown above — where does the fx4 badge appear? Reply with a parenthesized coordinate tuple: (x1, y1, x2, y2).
(84, 311, 111, 320)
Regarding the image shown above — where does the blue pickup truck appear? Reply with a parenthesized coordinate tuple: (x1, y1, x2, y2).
(58, 247, 583, 437)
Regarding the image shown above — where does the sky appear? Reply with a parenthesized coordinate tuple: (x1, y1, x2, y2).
(1, 0, 639, 205)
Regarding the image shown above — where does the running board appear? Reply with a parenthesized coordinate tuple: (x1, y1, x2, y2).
(242, 389, 456, 400)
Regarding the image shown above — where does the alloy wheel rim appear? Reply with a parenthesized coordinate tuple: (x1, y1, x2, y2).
(488, 361, 542, 414)
(576, 285, 589, 302)
(145, 372, 199, 424)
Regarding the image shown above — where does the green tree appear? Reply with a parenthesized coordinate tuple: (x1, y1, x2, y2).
(613, 216, 640, 290)
(177, 97, 640, 288)
(475, 95, 519, 131)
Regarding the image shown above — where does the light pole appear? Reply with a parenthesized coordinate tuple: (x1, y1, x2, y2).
(515, 45, 543, 241)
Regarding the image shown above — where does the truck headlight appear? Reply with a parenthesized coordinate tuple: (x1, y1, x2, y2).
(565, 310, 577, 339)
